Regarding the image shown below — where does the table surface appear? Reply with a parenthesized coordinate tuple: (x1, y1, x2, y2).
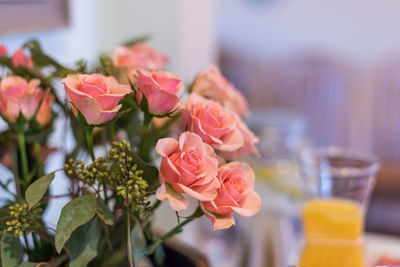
(365, 233, 400, 265)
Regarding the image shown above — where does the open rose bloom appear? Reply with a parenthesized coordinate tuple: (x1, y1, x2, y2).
(130, 69, 183, 116)
(182, 93, 258, 159)
(200, 162, 261, 230)
(62, 74, 131, 125)
(0, 76, 53, 126)
(156, 131, 220, 211)
(112, 42, 169, 71)
(192, 66, 248, 116)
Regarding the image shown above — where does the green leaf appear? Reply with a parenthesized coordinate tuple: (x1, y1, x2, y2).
(122, 35, 150, 47)
(1, 231, 23, 267)
(0, 207, 10, 230)
(101, 249, 126, 267)
(67, 220, 100, 267)
(55, 194, 97, 253)
(130, 223, 147, 266)
(17, 263, 39, 267)
(25, 172, 55, 208)
(96, 199, 114, 226)
(25, 123, 54, 143)
(23, 39, 66, 72)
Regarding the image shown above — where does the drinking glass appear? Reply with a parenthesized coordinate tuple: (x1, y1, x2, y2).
(297, 147, 379, 267)
(314, 147, 379, 209)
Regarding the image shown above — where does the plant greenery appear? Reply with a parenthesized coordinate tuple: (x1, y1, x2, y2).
(0, 38, 199, 267)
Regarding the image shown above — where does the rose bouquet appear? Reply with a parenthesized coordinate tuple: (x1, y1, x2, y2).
(0, 39, 260, 267)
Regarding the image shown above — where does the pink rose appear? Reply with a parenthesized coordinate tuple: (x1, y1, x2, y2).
(11, 49, 34, 69)
(0, 45, 7, 57)
(192, 66, 248, 116)
(219, 119, 259, 160)
(155, 131, 220, 211)
(112, 42, 169, 71)
(182, 93, 245, 152)
(130, 69, 183, 116)
(0, 76, 53, 126)
(200, 162, 261, 230)
(62, 74, 131, 125)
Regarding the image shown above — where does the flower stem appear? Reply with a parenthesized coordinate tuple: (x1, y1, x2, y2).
(126, 205, 135, 267)
(85, 126, 95, 161)
(34, 142, 43, 177)
(17, 129, 29, 186)
(138, 113, 152, 160)
(11, 149, 22, 201)
(150, 217, 194, 249)
(161, 217, 193, 241)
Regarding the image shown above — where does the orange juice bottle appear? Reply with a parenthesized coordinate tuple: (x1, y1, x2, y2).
(298, 199, 366, 267)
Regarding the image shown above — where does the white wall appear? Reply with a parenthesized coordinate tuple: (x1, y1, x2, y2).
(218, 0, 400, 66)
(1, 0, 216, 80)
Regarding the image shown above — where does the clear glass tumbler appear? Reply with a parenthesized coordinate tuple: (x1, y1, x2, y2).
(310, 147, 379, 208)
(297, 147, 380, 267)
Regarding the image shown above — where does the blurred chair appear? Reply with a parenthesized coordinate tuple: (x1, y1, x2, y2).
(276, 54, 356, 147)
(352, 58, 400, 194)
(220, 49, 356, 147)
(220, 48, 400, 235)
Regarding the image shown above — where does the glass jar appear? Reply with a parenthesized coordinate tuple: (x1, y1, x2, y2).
(245, 108, 311, 266)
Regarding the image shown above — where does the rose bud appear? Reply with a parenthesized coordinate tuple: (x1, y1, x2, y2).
(112, 42, 169, 71)
(11, 49, 34, 69)
(0, 44, 7, 57)
(130, 69, 183, 116)
(192, 66, 248, 116)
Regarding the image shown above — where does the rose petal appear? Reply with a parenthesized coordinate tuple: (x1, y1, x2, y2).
(156, 138, 179, 157)
(141, 84, 180, 115)
(63, 76, 91, 103)
(215, 128, 244, 152)
(95, 94, 127, 111)
(79, 74, 108, 96)
(0, 76, 28, 104)
(176, 177, 219, 202)
(73, 98, 120, 125)
(19, 90, 42, 120)
(159, 157, 181, 184)
(232, 190, 261, 217)
(200, 202, 235, 230)
(156, 183, 188, 211)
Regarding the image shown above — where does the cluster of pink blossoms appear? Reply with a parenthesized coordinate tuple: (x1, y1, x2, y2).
(0, 41, 260, 230)
(113, 42, 261, 230)
(62, 42, 261, 230)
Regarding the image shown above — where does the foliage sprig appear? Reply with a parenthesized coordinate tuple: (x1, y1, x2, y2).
(5, 203, 42, 236)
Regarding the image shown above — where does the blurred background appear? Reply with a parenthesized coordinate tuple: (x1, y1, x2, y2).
(2, 0, 400, 266)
